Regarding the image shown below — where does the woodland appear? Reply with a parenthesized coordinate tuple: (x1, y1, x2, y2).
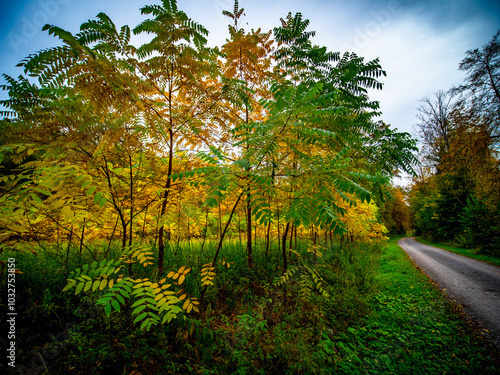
(0, 0, 499, 374)
(410, 30, 500, 255)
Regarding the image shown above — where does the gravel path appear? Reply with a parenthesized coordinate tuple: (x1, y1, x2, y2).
(398, 237, 500, 346)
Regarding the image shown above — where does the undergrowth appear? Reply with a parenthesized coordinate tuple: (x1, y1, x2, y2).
(0, 237, 498, 374)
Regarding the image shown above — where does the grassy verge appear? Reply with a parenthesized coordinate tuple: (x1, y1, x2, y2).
(415, 237, 500, 267)
(330, 237, 500, 374)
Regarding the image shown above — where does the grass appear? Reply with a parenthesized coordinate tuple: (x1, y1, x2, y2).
(415, 236, 500, 267)
(1, 237, 499, 374)
(330, 237, 500, 374)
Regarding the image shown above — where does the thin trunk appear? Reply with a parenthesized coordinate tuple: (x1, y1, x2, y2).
(79, 220, 86, 257)
(294, 226, 297, 250)
(129, 154, 133, 248)
(254, 223, 257, 254)
(265, 221, 271, 260)
(66, 225, 74, 264)
(238, 212, 242, 245)
(101, 156, 127, 250)
(201, 192, 244, 302)
(105, 215, 119, 257)
(277, 207, 280, 252)
(200, 208, 209, 255)
(158, 127, 174, 275)
(121, 217, 127, 249)
(140, 206, 148, 245)
(246, 194, 253, 268)
(282, 222, 290, 273)
(218, 201, 222, 239)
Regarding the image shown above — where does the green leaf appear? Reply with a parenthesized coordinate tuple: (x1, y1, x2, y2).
(132, 298, 147, 308)
(99, 196, 107, 208)
(84, 280, 92, 292)
(133, 312, 148, 324)
(87, 186, 97, 196)
(31, 193, 42, 204)
(94, 192, 102, 205)
(116, 294, 125, 305)
(62, 282, 75, 292)
(132, 304, 147, 315)
(140, 319, 149, 330)
(75, 282, 84, 295)
(111, 299, 121, 312)
(37, 188, 51, 196)
(104, 302, 112, 317)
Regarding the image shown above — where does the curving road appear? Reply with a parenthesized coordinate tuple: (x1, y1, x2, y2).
(398, 237, 500, 346)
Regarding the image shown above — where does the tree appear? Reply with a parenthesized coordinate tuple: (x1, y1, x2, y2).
(456, 29, 500, 139)
(221, 0, 274, 268)
(414, 90, 456, 171)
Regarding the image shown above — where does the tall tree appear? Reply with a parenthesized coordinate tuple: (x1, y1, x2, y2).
(221, 0, 274, 268)
(414, 90, 456, 171)
(456, 30, 500, 136)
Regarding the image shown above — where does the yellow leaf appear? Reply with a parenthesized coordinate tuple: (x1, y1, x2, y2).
(99, 279, 107, 290)
(157, 297, 167, 307)
(173, 273, 179, 280)
(182, 299, 190, 310)
(187, 304, 193, 313)
(179, 294, 187, 301)
(178, 275, 185, 285)
(108, 279, 114, 289)
(167, 271, 175, 278)
(178, 266, 186, 274)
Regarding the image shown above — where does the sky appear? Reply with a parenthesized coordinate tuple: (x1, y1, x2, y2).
(0, 0, 499, 183)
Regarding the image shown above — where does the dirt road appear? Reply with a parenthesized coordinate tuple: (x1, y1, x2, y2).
(398, 237, 500, 346)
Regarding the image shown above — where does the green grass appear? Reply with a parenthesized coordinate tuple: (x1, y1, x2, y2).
(2, 238, 499, 374)
(329, 237, 500, 374)
(415, 236, 500, 267)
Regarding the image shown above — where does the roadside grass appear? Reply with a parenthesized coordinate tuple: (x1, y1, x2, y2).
(330, 237, 500, 374)
(415, 237, 500, 267)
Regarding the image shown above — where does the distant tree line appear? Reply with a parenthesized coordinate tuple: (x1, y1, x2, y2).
(410, 30, 500, 255)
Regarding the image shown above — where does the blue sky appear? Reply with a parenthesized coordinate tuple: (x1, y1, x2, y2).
(0, 0, 499, 153)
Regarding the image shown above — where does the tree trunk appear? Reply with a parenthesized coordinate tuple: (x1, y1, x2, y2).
(200, 193, 244, 302)
(79, 220, 86, 257)
(282, 222, 290, 273)
(158, 128, 174, 275)
(246, 194, 253, 268)
(129, 154, 134, 248)
(265, 221, 271, 260)
(66, 225, 74, 264)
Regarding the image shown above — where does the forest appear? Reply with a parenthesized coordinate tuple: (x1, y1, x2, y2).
(409, 30, 500, 255)
(0, 0, 499, 374)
